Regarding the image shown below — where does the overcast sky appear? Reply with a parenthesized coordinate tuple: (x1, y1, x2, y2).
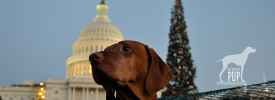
(0, 0, 275, 92)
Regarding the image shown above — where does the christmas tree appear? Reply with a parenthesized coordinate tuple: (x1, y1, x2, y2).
(162, 0, 198, 96)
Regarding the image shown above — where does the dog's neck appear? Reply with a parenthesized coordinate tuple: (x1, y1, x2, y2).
(241, 49, 252, 59)
(115, 79, 157, 100)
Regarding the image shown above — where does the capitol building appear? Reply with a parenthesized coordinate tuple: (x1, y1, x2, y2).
(0, 1, 123, 100)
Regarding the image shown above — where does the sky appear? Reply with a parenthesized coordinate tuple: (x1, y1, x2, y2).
(0, 0, 275, 93)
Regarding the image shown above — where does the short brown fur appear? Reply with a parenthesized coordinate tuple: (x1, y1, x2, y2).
(89, 40, 173, 100)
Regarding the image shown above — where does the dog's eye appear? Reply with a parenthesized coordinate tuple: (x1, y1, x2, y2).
(123, 46, 131, 52)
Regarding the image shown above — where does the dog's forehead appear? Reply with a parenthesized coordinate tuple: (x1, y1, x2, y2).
(104, 43, 118, 51)
(118, 40, 145, 46)
(105, 41, 146, 52)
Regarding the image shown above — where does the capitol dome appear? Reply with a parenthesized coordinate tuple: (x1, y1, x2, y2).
(66, 0, 123, 79)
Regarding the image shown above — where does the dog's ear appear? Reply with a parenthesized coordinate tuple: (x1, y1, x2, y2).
(145, 46, 173, 93)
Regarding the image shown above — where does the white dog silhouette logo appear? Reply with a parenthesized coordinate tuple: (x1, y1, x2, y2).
(216, 46, 256, 82)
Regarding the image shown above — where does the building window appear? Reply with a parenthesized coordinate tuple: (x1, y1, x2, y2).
(84, 62, 87, 73)
(77, 63, 79, 75)
(90, 91, 94, 95)
(77, 91, 81, 95)
(81, 62, 84, 75)
(73, 63, 76, 76)
(89, 64, 92, 74)
(101, 46, 103, 51)
(96, 46, 98, 52)
(55, 90, 58, 94)
(21, 98, 24, 100)
(100, 92, 103, 95)
(32, 98, 34, 100)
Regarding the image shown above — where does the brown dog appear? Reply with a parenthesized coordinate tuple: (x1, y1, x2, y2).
(89, 40, 173, 100)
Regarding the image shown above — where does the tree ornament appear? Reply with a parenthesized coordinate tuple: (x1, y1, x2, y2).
(179, 50, 184, 54)
(177, 91, 180, 94)
(172, 91, 176, 94)
(177, 77, 180, 81)
(188, 85, 194, 89)
(177, 59, 181, 63)
(188, 71, 192, 75)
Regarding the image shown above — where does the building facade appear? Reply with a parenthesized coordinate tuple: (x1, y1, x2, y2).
(0, 1, 123, 100)
(0, 80, 45, 100)
(45, 1, 123, 100)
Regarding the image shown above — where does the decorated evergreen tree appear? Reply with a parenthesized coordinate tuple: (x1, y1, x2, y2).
(162, 0, 198, 96)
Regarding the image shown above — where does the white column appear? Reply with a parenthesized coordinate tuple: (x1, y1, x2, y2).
(78, 62, 81, 75)
(68, 87, 71, 100)
(81, 61, 83, 75)
(96, 88, 98, 100)
(73, 62, 76, 76)
(72, 87, 75, 100)
(86, 88, 89, 100)
(82, 87, 85, 100)
(105, 91, 107, 97)
(86, 61, 89, 74)
(70, 64, 73, 77)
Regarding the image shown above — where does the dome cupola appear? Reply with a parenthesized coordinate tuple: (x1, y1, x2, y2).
(66, 0, 123, 79)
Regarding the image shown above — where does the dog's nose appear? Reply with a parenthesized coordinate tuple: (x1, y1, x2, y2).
(89, 52, 104, 63)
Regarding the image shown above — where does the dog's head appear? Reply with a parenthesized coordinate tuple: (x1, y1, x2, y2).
(89, 40, 173, 93)
(246, 46, 256, 53)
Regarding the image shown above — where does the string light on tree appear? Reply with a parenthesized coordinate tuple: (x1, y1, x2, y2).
(162, 0, 198, 97)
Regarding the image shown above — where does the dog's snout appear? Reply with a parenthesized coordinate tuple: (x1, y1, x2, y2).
(94, 52, 103, 60)
(89, 52, 104, 63)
